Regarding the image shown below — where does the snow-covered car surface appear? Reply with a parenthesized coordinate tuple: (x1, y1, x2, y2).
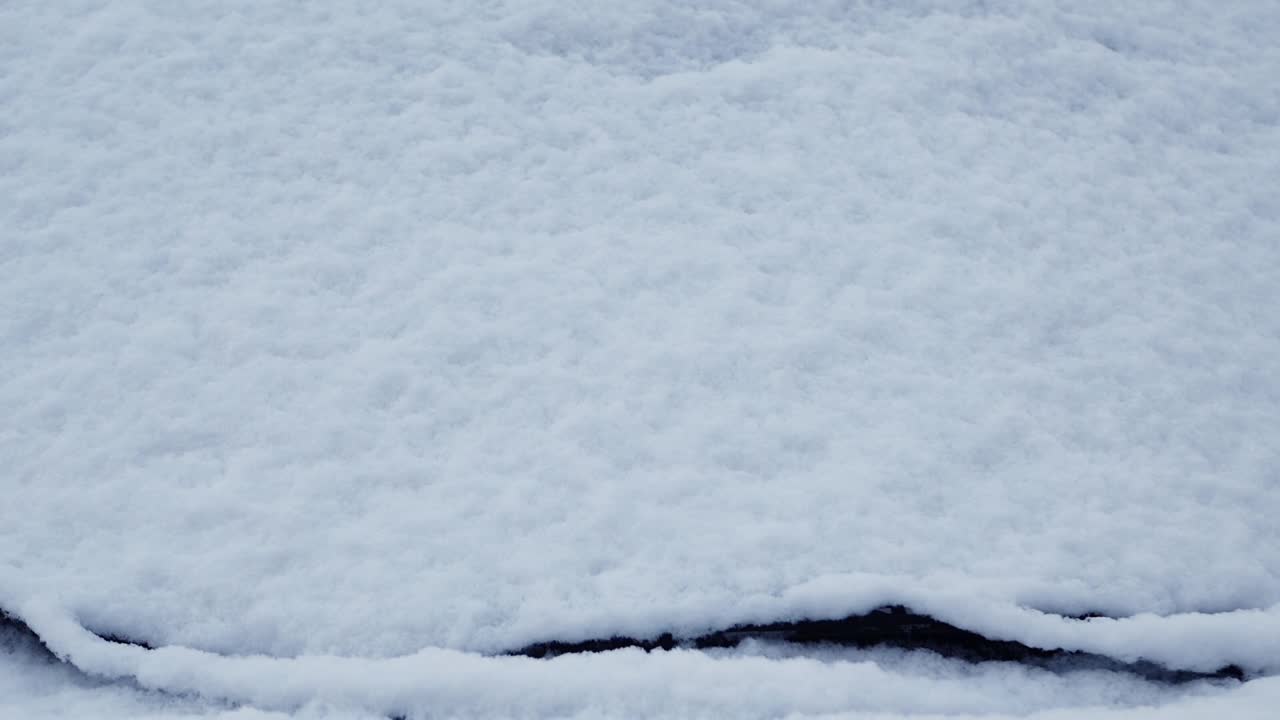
(3, 1, 1279, 717)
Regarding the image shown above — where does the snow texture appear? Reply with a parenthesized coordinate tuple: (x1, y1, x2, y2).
(3, 617, 1276, 719)
(3, 0, 1280, 715)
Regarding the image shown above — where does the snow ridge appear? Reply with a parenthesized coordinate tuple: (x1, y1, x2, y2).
(6, 596, 1278, 719)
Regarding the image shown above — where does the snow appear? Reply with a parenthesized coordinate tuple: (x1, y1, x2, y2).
(3, 0, 1279, 716)
(0, 620, 253, 720)
(5, 617, 1276, 719)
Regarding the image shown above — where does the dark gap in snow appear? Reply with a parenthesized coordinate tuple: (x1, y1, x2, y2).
(1069, 611, 1113, 620)
(0, 608, 59, 663)
(91, 629, 156, 650)
(2, 604, 1246, 687)
(511, 605, 1246, 684)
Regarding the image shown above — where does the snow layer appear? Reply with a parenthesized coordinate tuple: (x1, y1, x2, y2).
(0, 620, 252, 720)
(3, 0, 1280, 710)
(3, 615, 1272, 719)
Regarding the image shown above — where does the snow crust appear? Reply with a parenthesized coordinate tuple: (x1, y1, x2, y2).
(4, 614, 1274, 719)
(3, 0, 1279, 713)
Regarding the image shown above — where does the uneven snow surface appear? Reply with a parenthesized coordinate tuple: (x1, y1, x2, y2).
(3, 0, 1279, 716)
(7, 619, 1280, 720)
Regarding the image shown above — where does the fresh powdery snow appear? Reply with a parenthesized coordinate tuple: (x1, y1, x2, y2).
(3, 0, 1279, 717)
